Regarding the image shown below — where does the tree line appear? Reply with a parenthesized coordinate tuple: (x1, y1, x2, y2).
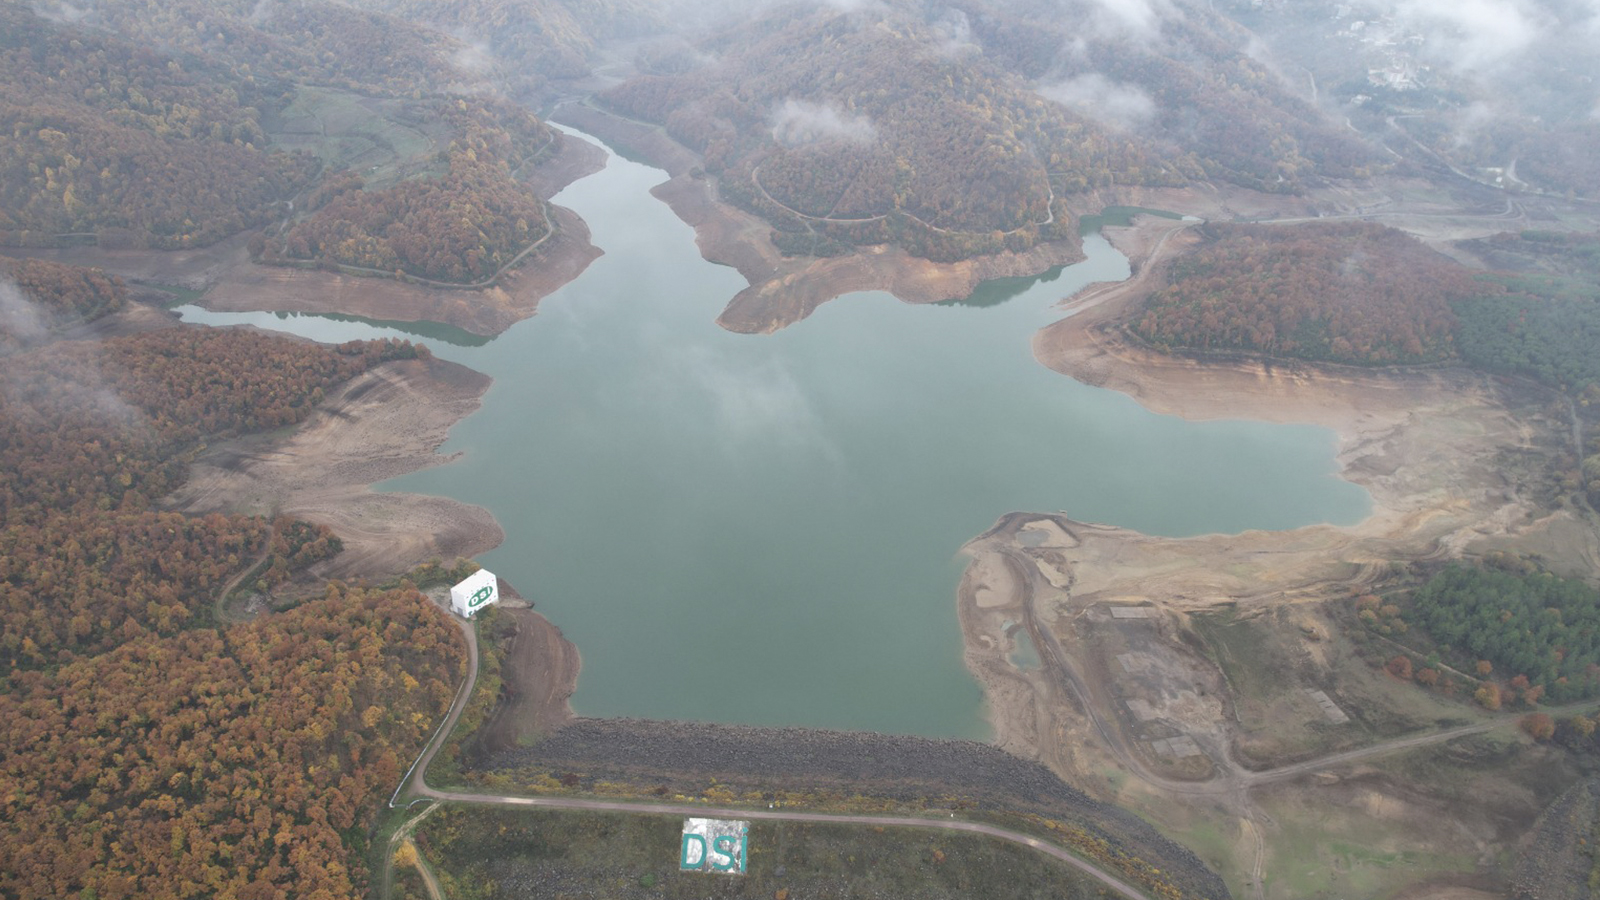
(1386, 564, 1600, 705)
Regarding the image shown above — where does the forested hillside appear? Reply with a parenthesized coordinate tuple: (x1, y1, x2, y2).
(256, 97, 556, 283)
(601, 0, 1381, 262)
(0, 323, 464, 899)
(951, 0, 1380, 191)
(5, 1, 583, 284)
(1452, 232, 1600, 392)
(0, 329, 420, 666)
(1131, 222, 1476, 364)
(603, 4, 1193, 262)
(0, 4, 317, 249)
(29, 0, 464, 93)
(0, 585, 463, 900)
(371, 0, 659, 86)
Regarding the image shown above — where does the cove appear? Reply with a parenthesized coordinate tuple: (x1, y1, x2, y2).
(178, 130, 1370, 739)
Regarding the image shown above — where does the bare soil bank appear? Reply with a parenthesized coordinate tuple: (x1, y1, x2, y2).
(162, 356, 503, 580)
(552, 103, 1090, 333)
(482, 717, 1230, 900)
(480, 606, 580, 749)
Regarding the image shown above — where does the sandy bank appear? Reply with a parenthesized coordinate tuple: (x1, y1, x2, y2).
(162, 357, 503, 580)
(552, 103, 1089, 333)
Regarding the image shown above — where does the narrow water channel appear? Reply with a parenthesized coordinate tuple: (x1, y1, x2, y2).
(179, 129, 1369, 738)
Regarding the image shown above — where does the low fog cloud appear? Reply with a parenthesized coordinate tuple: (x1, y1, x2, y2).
(771, 100, 878, 146)
(29, 1, 88, 25)
(0, 284, 143, 428)
(1039, 74, 1157, 130)
(248, 0, 277, 26)
(1397, 0, 1546, 73)
(1086, 0, 1174, 40)
(818, 0, 888, 11)
(0, 279, 47, 345)
(931, 8, 980, 57)
(1449, 101, 1497, 149)
(451, 38, 495, 76)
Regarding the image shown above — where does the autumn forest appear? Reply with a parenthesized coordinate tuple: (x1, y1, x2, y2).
(0, 258, 462, 899)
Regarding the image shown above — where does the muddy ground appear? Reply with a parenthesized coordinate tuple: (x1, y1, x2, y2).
(479, 606, 580, 749)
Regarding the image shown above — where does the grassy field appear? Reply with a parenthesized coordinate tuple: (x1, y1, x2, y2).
(1171, 607, 1583, 898)
(1193, 606, 1482, 767)
(1253, 793, 1479, 900)
(411, 806, 1122, 900)
(265, 87, 441, 189)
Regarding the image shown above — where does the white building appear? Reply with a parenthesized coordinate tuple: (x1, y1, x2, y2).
(450, 569, 500, 618)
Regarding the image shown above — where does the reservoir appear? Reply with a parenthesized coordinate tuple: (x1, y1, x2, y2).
(180, 131, 1370, 738)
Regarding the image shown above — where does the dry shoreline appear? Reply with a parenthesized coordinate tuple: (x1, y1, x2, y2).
(196, 134, 607, 335)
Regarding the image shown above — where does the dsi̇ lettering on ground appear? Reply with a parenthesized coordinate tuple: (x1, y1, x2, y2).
(679, 818, 748, 874)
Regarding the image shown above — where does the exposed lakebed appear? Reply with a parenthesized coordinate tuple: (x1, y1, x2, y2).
(179, 131, 1369, 738)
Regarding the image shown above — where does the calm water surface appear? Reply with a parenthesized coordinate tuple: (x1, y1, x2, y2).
(179, 131, 1369, 738)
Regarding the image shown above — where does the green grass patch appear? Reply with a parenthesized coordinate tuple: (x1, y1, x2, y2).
(266, 87, 438, 189)
(1256, 798, 1477, 900)
(135, 281, 207, 307)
